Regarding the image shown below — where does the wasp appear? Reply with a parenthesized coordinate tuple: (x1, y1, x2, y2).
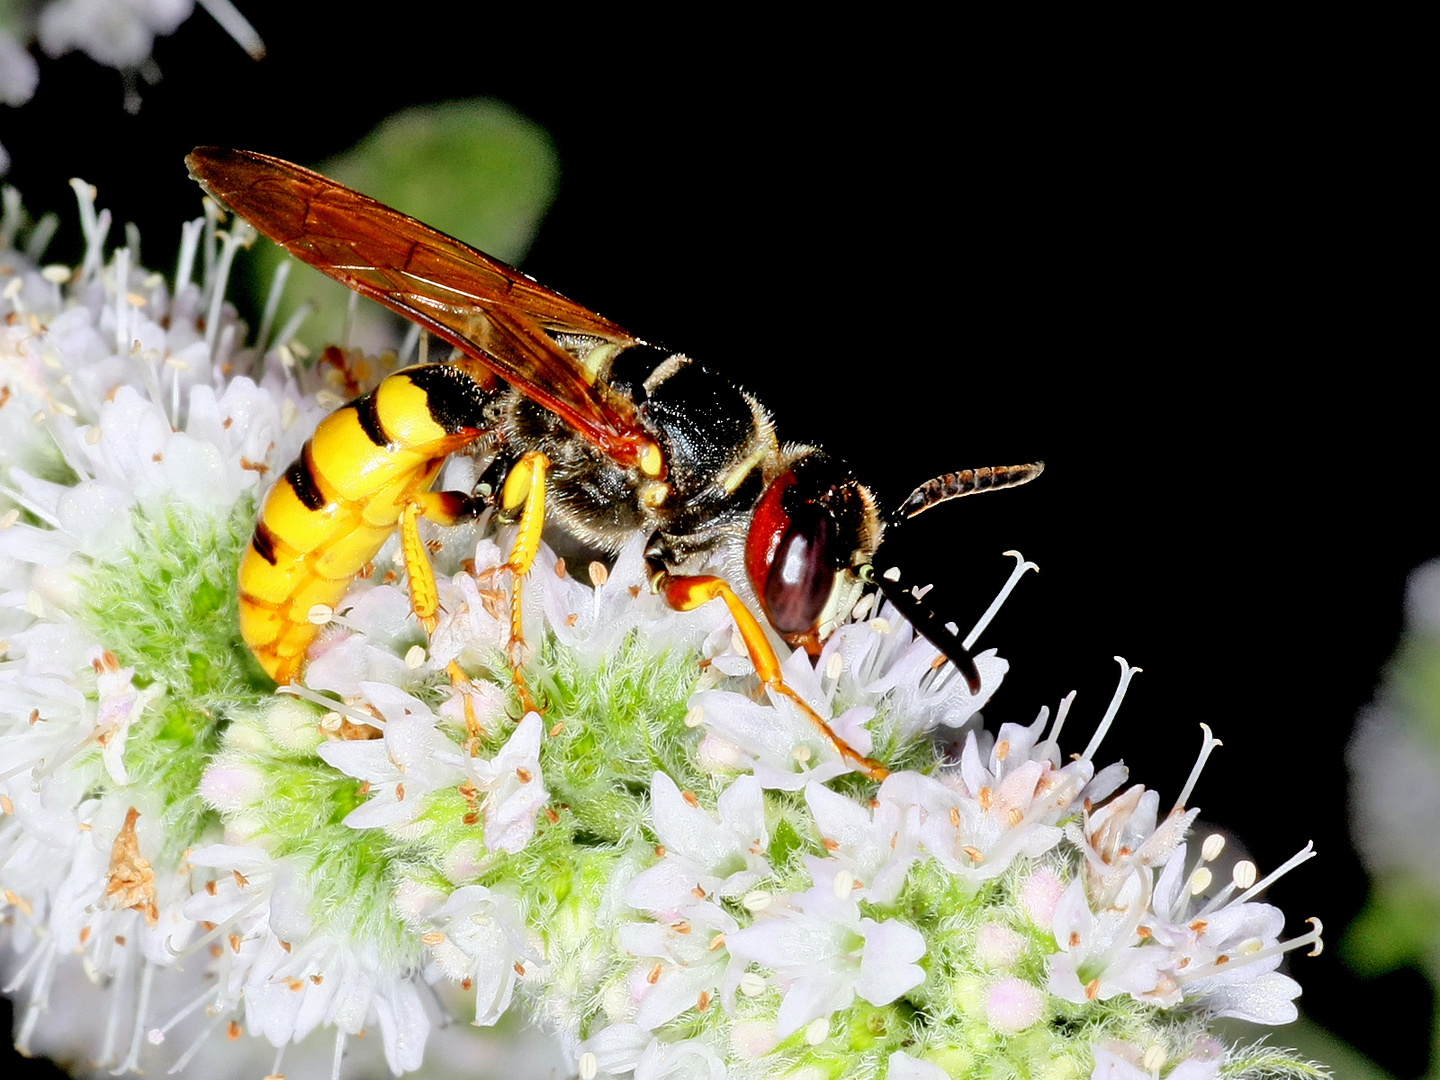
(187, 147, 1042, 781)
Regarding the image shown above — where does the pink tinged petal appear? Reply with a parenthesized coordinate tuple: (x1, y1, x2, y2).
(198, 763, 264, 812)
(857, 917, 926, 1005)
(975, 922, 1026, 970)
(1020, 868, 1065, 927)
(984, 976, 1044, 1033)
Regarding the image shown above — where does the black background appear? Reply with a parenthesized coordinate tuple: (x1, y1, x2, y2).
(1, 8, 1428, 1078)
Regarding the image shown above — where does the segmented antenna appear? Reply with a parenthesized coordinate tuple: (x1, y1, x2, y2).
(894, 461, 1045, 523)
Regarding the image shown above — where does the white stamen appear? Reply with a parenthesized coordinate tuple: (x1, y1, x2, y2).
(578, 1051, 598, 1080)
(271, 301, 314, 358)
(166, 1010, 229, 1075)
(276, 684, 385, 729)
(1174, 916, 1324, 987)
(1173, 723, 1223, 811)
(115, 959, 156, 1073)
(405, 645, 427, 669)
(256, 260, 289, 353)
(341, 290, 359, 349)
(1201, 833, 1226, 862)
(330, 1029, 346, 1080)
(165, 889, 268, 965)
(25, 212, 59, 263)
(738, 971, 767, 997)
(1232, 859, 1257, 890)
(205, 221, 253, 356)
(962, 550, 1039, 651)
(149, 983, 219, 1043)
(196, 0, 267, 58)
(1235, 842, 1318, 905)
(0, 485, 62, 530)
(174, 217, 204, 297)
(804, 1015, 830, 1045)
(113, 246, 131, 353)
(1045, 691, 1076, 753)
(398, 320, 422, 364)
(1080, 657, 1142, 762)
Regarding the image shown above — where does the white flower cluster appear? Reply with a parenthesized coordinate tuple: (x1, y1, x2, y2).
(0, 183, 1329, 1079)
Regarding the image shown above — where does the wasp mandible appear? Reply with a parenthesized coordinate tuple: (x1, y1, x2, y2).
(188, 148, 1042, 781)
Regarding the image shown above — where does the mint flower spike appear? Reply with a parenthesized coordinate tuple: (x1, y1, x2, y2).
(3, 188, 1330, 1079)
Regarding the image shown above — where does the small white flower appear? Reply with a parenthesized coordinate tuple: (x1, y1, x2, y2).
(625, 773, 770, 917)
(451, 711, 548, 854)
(725, 885, 925, 1038)
(1046, 873, 1163, 1005)
(801, 776, 920, 906)
(421, 884, 532, 1025)
(317, 683, 462, 833)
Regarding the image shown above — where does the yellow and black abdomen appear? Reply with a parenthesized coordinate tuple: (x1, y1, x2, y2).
(238, 364, 491, 683)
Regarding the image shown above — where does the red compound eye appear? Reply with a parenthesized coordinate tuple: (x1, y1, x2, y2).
(745, 469, 837, 636)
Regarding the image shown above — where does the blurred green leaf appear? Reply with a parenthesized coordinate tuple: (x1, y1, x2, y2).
(1342, 881, 1440, 975)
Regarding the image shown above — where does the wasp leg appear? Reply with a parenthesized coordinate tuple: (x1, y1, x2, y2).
(483, 450, 550, 715)
(655, 572, 890, 781)
(397, 489, 489, 742)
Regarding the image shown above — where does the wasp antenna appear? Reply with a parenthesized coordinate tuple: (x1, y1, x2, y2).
(893, 461, 1045, 523)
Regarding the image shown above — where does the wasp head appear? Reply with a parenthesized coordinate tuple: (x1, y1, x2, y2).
(744, 451, 882, 655)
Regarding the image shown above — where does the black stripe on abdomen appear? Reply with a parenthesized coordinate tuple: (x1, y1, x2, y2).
(285, 445, 327, 511)
(354, 391, 390, 447)
(251, 520, 279, 565)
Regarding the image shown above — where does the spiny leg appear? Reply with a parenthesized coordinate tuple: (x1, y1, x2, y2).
(656, 571, 889, 781)
(398, 488, 490, 742)
(478, 450, 550, 716)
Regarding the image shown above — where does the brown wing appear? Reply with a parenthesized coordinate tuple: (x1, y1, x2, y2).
(186, 146, 663, 475)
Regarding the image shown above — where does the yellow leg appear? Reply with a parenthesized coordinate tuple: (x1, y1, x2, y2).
(398, 489, 488, 741)
(659, 573, 889, 781)
(399, 490, 484, 632)
(491, 451, 550, 715)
